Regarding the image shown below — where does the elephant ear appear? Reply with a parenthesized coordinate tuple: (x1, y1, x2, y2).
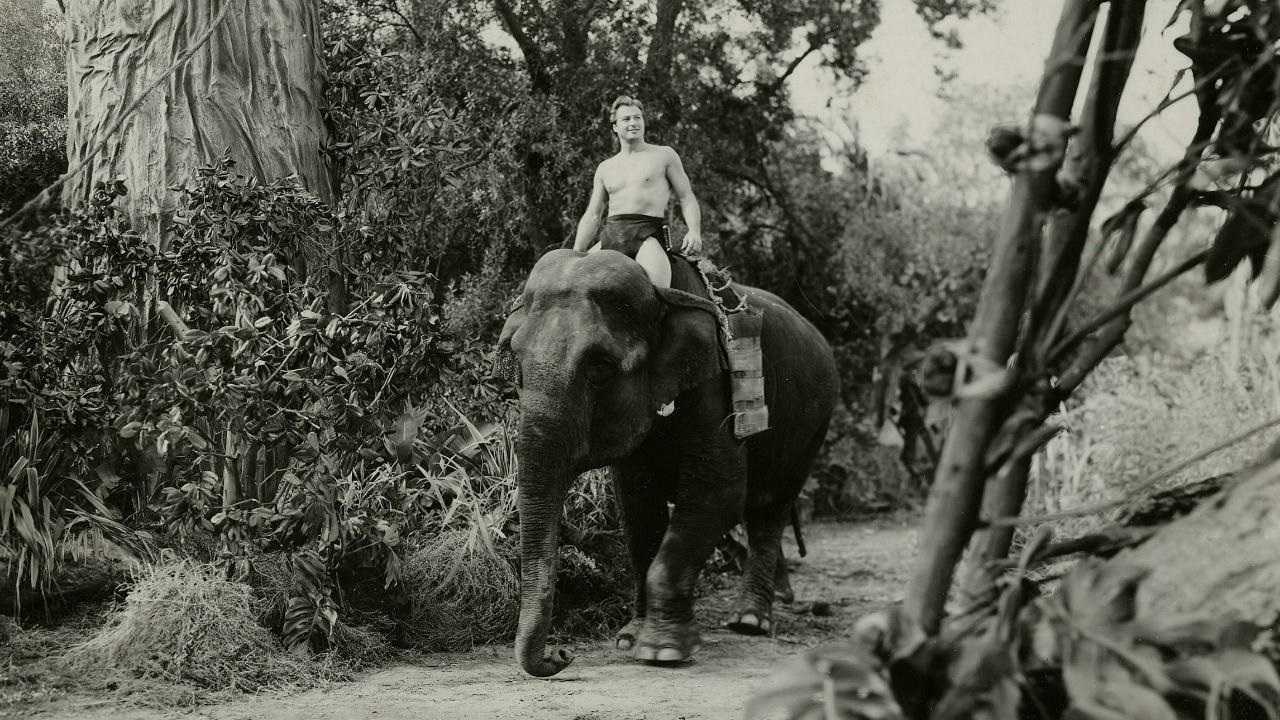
(651, 287, 722, 411)
(492, 303, 527, 384)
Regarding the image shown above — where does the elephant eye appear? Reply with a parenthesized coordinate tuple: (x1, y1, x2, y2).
(583, 352, 620, 386)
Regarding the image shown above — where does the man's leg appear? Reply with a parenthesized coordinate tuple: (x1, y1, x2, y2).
(635, 237, 676, 415)
(635, 237, 672, 288)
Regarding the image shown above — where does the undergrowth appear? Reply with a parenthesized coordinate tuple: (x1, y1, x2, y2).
(399, 526, 518, 651)
(1027, 343, 1280, 539)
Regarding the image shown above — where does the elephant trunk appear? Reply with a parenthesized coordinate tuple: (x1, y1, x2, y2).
(514, 414, 578, 677)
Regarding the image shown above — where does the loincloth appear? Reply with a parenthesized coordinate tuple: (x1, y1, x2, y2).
(598, 214, 668, 259)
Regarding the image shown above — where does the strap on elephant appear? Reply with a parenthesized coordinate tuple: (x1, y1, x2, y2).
(671, 255, 769, 439)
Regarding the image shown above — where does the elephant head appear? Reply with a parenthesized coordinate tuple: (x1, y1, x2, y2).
(496, 249, 720, 676)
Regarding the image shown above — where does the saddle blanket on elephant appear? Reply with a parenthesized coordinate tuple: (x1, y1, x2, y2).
(668, 255, 770, 439)
(599, 214, 670, 258)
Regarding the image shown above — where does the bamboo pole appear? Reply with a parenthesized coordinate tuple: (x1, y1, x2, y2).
(962, 0, 1147, 596)
(903, 0, 1098, 635)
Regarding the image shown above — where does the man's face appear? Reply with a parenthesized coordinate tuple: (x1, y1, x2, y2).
(613, 105, 644, 142)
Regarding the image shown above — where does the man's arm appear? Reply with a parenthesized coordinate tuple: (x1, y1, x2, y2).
(573, 166, 608, 251)
(665, 147, 702, 254)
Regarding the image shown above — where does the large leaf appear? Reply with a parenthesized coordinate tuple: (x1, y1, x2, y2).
(1062, 671, 1178, 720)
(387, 404, 427, 464)
(1205, 173, 1280, 283)
(746, 644, 904, 720)
(1165, 650, 1280, 720)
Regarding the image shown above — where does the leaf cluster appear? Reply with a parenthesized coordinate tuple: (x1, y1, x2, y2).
(749, 553, 1280, 720)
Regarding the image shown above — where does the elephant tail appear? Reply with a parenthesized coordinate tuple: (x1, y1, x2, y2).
(791, 505, 807, 558)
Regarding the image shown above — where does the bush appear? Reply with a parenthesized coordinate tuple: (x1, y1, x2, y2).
(0, 58, 68, 218)
(0, 119, 66, 217)
(0, 164, 507, 647)
(555, 468, 631, 638)
(0, 78, 64, 126)
(795, 172, 994, 515)
(0, 404, 154, 612)
(398, 526, 518, 650)
(323, 12, 536, 287)
(807, 406, 915, 516)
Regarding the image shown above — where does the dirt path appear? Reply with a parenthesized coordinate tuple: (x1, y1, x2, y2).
(34, 516, 918, 720)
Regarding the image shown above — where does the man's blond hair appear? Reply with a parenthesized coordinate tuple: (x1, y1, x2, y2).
(610, 95, 644, 122)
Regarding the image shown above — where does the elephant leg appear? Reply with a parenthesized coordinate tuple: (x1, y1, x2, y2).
(727, 504, 789, 636)
(774, 544, 795, 604)
(634, 495, 738, 664)
(611, 463, 668, 652)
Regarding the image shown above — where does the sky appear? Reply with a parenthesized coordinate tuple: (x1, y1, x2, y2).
(791, 0, 1198, 162)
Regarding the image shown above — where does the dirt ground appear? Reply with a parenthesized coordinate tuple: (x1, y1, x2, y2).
(24, 515, 918, 720)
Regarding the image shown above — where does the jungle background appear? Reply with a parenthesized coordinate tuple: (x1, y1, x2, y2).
(4, 0, 1279, 715)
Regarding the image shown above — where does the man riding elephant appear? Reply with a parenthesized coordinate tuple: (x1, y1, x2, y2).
(573, 95, 703, 289)
(499, 250, 838, 676)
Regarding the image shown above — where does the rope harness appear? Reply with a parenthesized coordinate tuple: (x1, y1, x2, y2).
(694, 257, 749, 341)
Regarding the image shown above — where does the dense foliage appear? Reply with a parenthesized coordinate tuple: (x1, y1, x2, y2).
(318, 0, 997, 510)
(0, 0, 66, 220)
(2, 162, 509, 639)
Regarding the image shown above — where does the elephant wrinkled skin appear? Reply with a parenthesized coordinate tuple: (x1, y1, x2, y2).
(498, 249, 838, 677)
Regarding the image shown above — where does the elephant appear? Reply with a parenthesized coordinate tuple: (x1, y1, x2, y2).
(498, 248, 838, 677)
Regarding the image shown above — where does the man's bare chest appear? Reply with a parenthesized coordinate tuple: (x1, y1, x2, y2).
(601, 153, 669, 194)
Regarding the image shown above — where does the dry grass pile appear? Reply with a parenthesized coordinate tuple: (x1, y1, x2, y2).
(63, 559, 316, 693)
(1028, 346, 1280, 536)
(399, 522, 518, 651)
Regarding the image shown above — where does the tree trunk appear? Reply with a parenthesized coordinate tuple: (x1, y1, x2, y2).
(643, 0, 685, 123)
(63, 0, 334, 234)
(62, 0, 337, 507)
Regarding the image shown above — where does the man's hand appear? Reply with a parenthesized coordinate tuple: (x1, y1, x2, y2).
(680, 230, 703, 256)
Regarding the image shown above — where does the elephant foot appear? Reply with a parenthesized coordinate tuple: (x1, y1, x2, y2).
(726, 609, 773, 636)
(633, 623, 702, 665)
(615, 618, 642, 652)
(775, 586, 795, 604)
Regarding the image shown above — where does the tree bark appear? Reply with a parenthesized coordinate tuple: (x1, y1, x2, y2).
(491, 0, 552, 94)
(643, 0, 684, 122)
(63, 0, 334, 234)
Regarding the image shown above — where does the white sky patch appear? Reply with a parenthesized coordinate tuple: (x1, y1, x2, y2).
(790, 0, 1198, 163)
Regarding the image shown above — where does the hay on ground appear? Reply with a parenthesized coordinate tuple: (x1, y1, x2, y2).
(400, 526, 518, 651)
(63, 559, 314, 692)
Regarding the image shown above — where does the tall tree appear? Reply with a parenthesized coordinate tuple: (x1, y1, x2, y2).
(60, 0, 339, 508)
(63, 0, 333, 239)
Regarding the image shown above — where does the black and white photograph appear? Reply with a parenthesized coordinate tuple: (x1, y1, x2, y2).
(4, 0, 1280, 718)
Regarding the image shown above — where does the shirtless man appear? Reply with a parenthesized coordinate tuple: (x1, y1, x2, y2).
(572, 96, 703, 288)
